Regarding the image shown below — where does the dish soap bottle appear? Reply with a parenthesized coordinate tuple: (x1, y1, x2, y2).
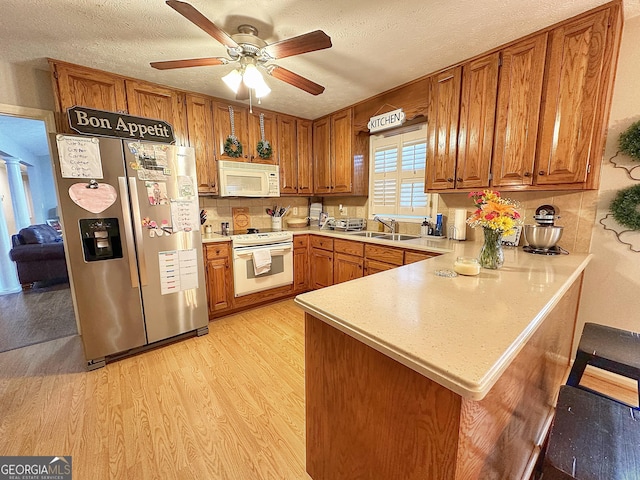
(421, 218, 429, 237)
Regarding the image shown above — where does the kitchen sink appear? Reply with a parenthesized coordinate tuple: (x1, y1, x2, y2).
(347, 231, 387, 238)
(378, 234, 421, 241)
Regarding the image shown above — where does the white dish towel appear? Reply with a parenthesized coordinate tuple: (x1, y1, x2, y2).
(252, 248, 272, 276)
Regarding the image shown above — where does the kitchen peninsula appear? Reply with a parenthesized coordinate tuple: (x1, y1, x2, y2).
(295, 244, 590, 480)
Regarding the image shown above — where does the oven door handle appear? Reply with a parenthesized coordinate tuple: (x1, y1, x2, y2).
(235, 246, 292, 258)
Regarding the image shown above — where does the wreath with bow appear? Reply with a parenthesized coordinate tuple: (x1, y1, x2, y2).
(224, 135, 242, 158)
(257, 140, 272, 159)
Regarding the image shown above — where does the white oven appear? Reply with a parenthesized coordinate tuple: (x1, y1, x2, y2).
(231, 231, 293, 297)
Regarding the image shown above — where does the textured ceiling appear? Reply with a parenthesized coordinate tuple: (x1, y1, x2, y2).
(1, 0, 639, 120)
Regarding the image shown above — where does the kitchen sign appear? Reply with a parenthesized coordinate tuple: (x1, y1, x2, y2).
(67, 106, 175, 144)
(367, 108, 406, 133)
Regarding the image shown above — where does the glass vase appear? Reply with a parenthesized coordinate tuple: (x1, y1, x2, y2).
(478, 227, 504, 269)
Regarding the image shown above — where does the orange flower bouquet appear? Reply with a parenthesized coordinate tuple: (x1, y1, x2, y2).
(467, 190, 521, 269)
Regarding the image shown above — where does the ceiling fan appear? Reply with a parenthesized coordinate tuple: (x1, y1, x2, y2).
(151, 0, 332, 100)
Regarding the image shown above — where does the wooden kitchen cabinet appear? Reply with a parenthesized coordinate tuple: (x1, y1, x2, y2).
(213, 102, 250, 161)
(491, 34, 548, 187)
(404, 250, 437, 264)
(363, 243, 404, 276)
(333, 239, 365, 284)
(248, 108, 278, 164)
(536, 8, 611, 186)
(425, 67, 462, 190)
(280, 116, 314, 195)
(313, 108, 358, 195)
(49, 60, 128, 131)
(186, 94, 217, 194)
(455, 53, 500, 190)
(310, 235, 334, 290)
(125, 79, 188, 146)
(293, 235, 309, 293)
(204, 243, 233, 315)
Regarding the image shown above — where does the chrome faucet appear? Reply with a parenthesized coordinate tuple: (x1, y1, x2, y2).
(373, 216, 396, 234)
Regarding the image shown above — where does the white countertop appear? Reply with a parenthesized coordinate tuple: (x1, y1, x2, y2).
(294, 239, 591, 400)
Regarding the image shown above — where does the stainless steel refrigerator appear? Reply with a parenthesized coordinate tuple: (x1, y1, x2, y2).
(51, 134, 208, 369)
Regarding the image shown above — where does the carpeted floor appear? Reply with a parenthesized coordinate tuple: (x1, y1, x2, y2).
(0, 280, 77, 353)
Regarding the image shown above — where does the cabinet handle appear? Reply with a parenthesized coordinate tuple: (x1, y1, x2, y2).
(216, 249, 221, 255)
(447, 177, 454, 183)
(456, 177, 463, 182)
(538, 171, 546, 176)
(523, 172, 532, 177)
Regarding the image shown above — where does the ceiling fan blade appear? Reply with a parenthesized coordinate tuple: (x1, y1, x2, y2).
(262, 30, 332, 59)
(236, 82, 250, 101)
(166, 0, 238, 49)
(150, 57, 227, 70)
(267, 66, 325, 95)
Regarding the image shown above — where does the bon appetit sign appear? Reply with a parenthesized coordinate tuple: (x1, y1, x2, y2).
(67, 106, 175, 144)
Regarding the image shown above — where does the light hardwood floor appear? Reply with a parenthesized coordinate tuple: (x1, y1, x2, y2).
(0, 299, 311, 480)
(1, 298, 636, 480)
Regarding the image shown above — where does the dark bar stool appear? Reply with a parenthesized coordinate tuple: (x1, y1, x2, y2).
(567, 322, 640, 407)
(543, 385, 640, 479)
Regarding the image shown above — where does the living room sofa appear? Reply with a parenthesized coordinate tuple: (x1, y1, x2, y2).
(9, 224, 68, 288)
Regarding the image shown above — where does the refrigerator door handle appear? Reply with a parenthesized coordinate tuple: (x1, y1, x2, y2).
(128, 177, 149, 286)
(118, 176, 140, 288)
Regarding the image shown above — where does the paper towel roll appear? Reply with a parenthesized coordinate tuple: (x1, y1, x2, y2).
(451, 208, 467, 241)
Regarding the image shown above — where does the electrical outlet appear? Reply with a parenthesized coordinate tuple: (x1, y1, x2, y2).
(341, 207, 348, 216)
(293, 207, 298, 216)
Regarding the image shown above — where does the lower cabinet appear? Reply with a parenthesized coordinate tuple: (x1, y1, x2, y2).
(364, 258, 397, 276)
(204, 243, 233, 316)
(333, 239, 364, 284)
(310, 236, 334, 290)
(294, 235, 309, 293)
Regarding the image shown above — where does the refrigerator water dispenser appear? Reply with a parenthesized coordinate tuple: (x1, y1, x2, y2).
(79, 218, 123, 262)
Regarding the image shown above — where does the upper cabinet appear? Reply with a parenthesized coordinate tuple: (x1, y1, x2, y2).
(186, 94, 217, 195)
(278, 115, 313, 195)
(124, 80, 188, 147)
(425, 2, 621, 192)
(247, 109, 278, 164)
(492, 34, 548, 187)
(49, 61, 128, 131)
(536, 9, 611, 186)
(313, 108, 365, 196)
(213, 102, 250, 161)
(425, 67, 462, 190)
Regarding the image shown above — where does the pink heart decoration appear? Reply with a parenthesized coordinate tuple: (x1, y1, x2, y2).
(68, 183, 118, 214)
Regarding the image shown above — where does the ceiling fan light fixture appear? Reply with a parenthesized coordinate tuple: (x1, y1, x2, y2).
(222, 69, 242, 93)
(254, 76, 271, 98)
(242, 63, 263, 89)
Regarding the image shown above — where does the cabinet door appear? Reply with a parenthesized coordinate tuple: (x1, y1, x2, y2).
(248, 109, 278, 164)
(294, 246, 309, 293)
(334, 253, 364, 284)
(426, 67, 462, 190)
(52, 62, 127, 130)
(492, 34, 548, 187)
(313, 116, 332, 194)
(536, 9, 609, 185)
(297, 119, 314, 195)
(310, 247, 334, 289)
(456, 53, 499, 189)
(125, 80, 188, 146)
(206, 257, 232, 314)
(213, 102, 250, 161)
(278, 114, 298, 194)
(331, 109, 353, 193)
(186, 94, 217, 194)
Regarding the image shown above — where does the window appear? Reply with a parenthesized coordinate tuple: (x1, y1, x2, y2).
(368, 124, 437, 221)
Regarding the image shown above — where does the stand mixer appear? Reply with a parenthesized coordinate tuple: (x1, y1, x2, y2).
(523, 205, 568, 255)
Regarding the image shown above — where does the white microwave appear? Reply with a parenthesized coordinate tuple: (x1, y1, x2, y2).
(218, 160, 280, 197)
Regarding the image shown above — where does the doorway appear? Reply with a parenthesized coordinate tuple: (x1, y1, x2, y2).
(0, 103, 78, 353)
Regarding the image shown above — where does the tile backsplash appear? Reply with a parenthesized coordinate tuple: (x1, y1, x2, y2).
(199, 190, 597, 253)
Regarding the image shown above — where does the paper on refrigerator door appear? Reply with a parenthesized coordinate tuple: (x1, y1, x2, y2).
(170, 199, 199, 232)
(56, 135, 104, 179)
(158, 249, 199, 295)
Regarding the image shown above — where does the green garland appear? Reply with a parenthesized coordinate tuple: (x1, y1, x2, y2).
(619, 120, 640, 161)
(610, 184, 640, 231)
(257, 140, 272, 159)
(224, 136, 242, 158)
